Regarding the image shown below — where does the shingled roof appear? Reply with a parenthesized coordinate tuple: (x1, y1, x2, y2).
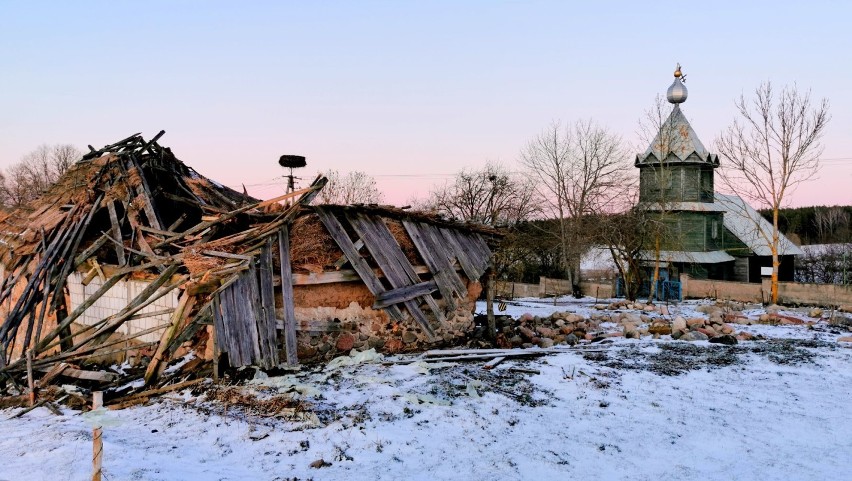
(636, 105, 720, 167)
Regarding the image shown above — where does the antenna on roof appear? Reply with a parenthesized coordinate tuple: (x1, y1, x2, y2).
(278, 155, 307, 202)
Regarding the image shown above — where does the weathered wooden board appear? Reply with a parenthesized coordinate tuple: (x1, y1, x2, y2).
(257, 239, 279, 369)
(373, 280, 438, 309)
(440, 228, 484, 280)
(345, 212, 440, 337)
(278, 225, 299, 366)
(402, 220, 467, 308)
(214, 268, 273, 369)
(315, 207, 406, 324)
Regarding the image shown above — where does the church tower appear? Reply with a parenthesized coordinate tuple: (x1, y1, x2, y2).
(636, 65, 732, 279)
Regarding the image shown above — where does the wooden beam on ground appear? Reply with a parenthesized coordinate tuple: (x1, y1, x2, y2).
(144, 293, 192, 386)
(482, 356, 506, 370)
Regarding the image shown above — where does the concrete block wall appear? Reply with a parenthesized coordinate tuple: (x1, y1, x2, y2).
(68, 273, 178, 344)
(495, 278, 614, 299)
(680, 275, 764, 303)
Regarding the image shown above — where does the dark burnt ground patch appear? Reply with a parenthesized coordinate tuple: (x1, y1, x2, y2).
(581, 338, 829, 376)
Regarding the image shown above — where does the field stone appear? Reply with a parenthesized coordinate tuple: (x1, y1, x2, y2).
(687, 318, 705, 328)
(672, 316, 687, 333)
(537, 327, 557, 338)
(402, 331, 418, 344)
(838, 336, 852, 343)
(709, 334, 738, 345)
(538, 338, 554, 348)
(565, 333, 579, 346)
(737, 332, 755, 341)
(681, 331, 709, 341)
(697, 327, 717, 338)
(336, 334, 355, 351)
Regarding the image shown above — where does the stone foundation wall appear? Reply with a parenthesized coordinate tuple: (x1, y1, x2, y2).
(281, 279, 482, 362)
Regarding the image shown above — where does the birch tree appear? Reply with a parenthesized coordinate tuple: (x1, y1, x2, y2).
(716, 82, 830, 303)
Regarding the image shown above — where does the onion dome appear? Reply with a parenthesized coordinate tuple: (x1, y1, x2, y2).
(666, 64, 688, 104)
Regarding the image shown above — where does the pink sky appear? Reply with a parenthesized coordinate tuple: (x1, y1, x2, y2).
(2, 2, 850, 209)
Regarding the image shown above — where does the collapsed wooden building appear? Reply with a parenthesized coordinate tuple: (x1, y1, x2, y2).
(0, 133, 496, 404)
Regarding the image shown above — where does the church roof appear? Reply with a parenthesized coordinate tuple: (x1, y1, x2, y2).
(714, 194, 804, 257)
(638, 250, 735, 264)
(635, 66, 719, 167)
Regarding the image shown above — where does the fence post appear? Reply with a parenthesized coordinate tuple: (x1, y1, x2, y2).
(92, 391, 103, 481)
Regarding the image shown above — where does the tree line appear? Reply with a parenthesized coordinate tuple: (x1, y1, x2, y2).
(0, 144, 81, 209)
(6, 80, 835, 300)
(759, 205, 852, 245)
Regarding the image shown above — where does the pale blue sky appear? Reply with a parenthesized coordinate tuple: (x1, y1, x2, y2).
(2, 1, 850, 206)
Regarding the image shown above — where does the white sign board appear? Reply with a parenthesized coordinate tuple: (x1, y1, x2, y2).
(760, 267, 773, 277)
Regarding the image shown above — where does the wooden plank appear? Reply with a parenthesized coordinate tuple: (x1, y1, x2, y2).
(460, 232, 491, 274)
(345, 212, 438, 338)
(292, 264, 439, 285)
(482, 356, 506, 370)
(106, 201, 126, 265)
(402, 220, 467, 307)
(314, 208, 405, 324)
(136, 224, 177, 237)
(73, 234, 110, 269)
(278, 319, 345, 332)
(292, 270, 362, 285)
(212, 296, 228, 361)
(356, 214, 447, 323)
(202, 250, 253, 261)
(216, 283, 238, 366)
(144, 292, 192, 385)
(127, 155, 164, 230)
(438, 227, 482, 280)
(373, 280, 438, 309)
(278, 226, 299, 366)
(420, 223, 474, 286)
(331, 239, 364, 269)
(256, 239, 279, 369)
(244, 266, 264, 365)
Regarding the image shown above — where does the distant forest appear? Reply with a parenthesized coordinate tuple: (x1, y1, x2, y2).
(759, 205, 852, 245)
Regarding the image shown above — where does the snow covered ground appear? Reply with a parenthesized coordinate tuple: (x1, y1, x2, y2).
(1, 298, 851, 481)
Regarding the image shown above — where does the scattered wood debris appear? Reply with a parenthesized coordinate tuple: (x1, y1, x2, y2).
(0, 132, 326, 408)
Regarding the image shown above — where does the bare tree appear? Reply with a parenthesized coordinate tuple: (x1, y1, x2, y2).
(594, 208, 652, 301)
(317, 170, 383, 205)
(426, 161, 538, 227)
(716, 82, 830, 303)
(814, 207, 849, 243)
(0, 144, 81, 208)
(519, 119, 630, 287)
